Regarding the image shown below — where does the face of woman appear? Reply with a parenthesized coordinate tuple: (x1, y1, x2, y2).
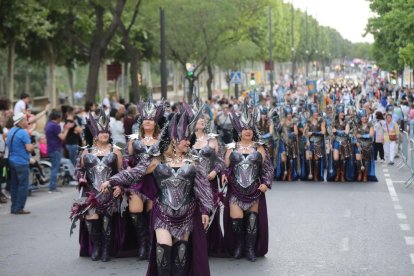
(176, 139, 190, 153)
(98, 132, 110, 143)
(361, 116, 367, 123)
(196, 117, 205, 130)
(339, 112, 345, 119)
(386, 115, 392, 122)
(313, 112, 318, 119)
(241, 129, 253, 141)
(142, 119, 155, 131)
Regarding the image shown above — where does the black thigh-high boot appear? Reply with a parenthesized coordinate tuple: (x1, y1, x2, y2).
(146, 211, 152, 260)
(357, 160, 362, 181)
(171, 240, 189, 276)
(101, 216, 112, 262)
(244, 211, 258, 262)
(85, 219, 101, 261)
(156, 243, 172, 276)
(130, 212, 148, 260)
(334, 160, 340, 181)
(231, 218, 244, 259)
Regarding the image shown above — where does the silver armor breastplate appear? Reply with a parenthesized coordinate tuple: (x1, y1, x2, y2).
(154, 164, 196, 210)
(83, 152, 117, 191)
(230, 150, 262, 195)
(191, 145, 215, 173)
(133, 139, 159, 161)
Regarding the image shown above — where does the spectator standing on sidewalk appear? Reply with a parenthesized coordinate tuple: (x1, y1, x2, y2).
(7, 113, 33, 214)
(65, 107, 83, 166)
(45, 110, 74, 193)
(374, 111, 385, 162)
(384, 113, 400, 165)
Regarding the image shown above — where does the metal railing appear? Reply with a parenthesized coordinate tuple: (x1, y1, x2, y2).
(401, 131, 414, 187)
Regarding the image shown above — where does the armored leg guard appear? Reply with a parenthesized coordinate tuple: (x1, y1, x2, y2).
(171, 240, 189, 276)
(130, 212, 148, 260)
(357, 160, 362, 181)
(86, 219, 101, 261)
(334, 160, 341, 181)
(101, 216, 112, 262)
(244, 211, 258, 262)
(340, 160, 346, 182)
(156, 243, 172, 276)
(313, 160, 319, 182)
(231, 218, 244, 259)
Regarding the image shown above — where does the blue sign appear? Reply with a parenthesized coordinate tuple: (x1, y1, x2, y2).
(230, 71, 242, 84)
(306, 80, 317, 95)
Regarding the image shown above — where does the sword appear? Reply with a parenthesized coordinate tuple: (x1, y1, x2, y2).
(206, 180, 228, 232)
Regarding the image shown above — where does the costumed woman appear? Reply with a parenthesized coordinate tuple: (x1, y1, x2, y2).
(70, 111, 123, 262)
(222, 100, 273, 262)
(185, 100, 226, 257)
(126, 100, 164, 260)
(354, 109, 377, 182)
(276, 106, 299, 181)
(303, 104, 326, 181)
(330, 104, 351, 182)
(101, 109, 213, 276)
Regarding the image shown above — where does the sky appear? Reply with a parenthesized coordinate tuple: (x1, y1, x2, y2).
(289, 0, 374, 43)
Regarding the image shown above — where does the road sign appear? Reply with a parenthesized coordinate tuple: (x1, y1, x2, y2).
(230, 71, 242, 84)
(307, 80, 317, 95)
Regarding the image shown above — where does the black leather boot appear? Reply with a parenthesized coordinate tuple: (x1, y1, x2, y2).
(130, 212, 148, 260)
(231, 218, 244, 259)
(171, 240, 189, 276)
(245, 211, 258, 262)
(101, 216, 112, 262)
(86, 219, 101, 261)
(156, 243, 171, 276)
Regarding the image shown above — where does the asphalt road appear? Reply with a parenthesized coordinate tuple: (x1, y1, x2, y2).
(1, 160, 414, 276)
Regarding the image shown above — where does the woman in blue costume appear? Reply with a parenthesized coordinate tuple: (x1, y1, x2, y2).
(345, 106, 358, 181)
(277, 106, 300, 181)
(354, 109, 378, 182)
(126, 100, 164, 260)
(222, 100, 273, 262)
(303, 104, 326, 181)
(330, 104, 352, 182)
(101, 109, 213, 276)
(70, 111, 123, 262)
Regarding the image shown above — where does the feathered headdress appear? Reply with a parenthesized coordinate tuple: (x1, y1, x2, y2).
(87, 111, 110, 138)
(230, 99, 258, 134)
(169, 110, 191, 142)
(137, 98, 164, 122)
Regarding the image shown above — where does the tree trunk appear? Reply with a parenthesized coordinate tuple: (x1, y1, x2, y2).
(85, 50, 102, 103)
(130, 49, 140, 103)
(47, 42, 57, 108)
(206, 64, 213, 99)
(7, 39, 15, 102)
(67, 65, 75, 105)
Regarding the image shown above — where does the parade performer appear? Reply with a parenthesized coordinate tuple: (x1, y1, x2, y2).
(324, 105, 336, 181)
(277, 106, 299, 181)
(101, 110, 213, 276)
(222, 100, 273, 262)
(354, 109, 377, 182)
(70, 111, 123, 262)
(126, 99, 164, 260)
(331, 104, 352, 182)
(304, 104, 326, 181)
(185, 100, 226, 257)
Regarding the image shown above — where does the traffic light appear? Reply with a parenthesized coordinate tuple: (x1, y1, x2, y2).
(250, 73, 256, 86)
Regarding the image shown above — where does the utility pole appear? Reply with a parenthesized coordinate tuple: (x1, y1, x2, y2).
(291, 1, 295, 89)
(269, 6, 274, 95)
(160, 8, 167, 99)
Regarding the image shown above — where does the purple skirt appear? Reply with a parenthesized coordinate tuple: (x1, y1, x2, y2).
(206, 178, 226, 257)
(146, 206, 211, 276)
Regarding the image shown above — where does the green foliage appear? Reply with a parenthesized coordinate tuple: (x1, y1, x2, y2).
(367, 0, 414, 70)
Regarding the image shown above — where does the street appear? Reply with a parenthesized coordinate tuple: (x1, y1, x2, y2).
(1, 160, 414, 276)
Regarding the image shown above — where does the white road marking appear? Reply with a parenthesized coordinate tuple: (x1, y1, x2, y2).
(397, 213, 408, 220)
(383, 169, 389, 172)
(401, 224, 411, 231)
(340, 238, 349, 252)
(394, 204, 403, 210)
(410, 254, 414, 264)
(392, 181, 406, 183)
(384, 173, 391, 177)
(405, 237, 414, 245)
